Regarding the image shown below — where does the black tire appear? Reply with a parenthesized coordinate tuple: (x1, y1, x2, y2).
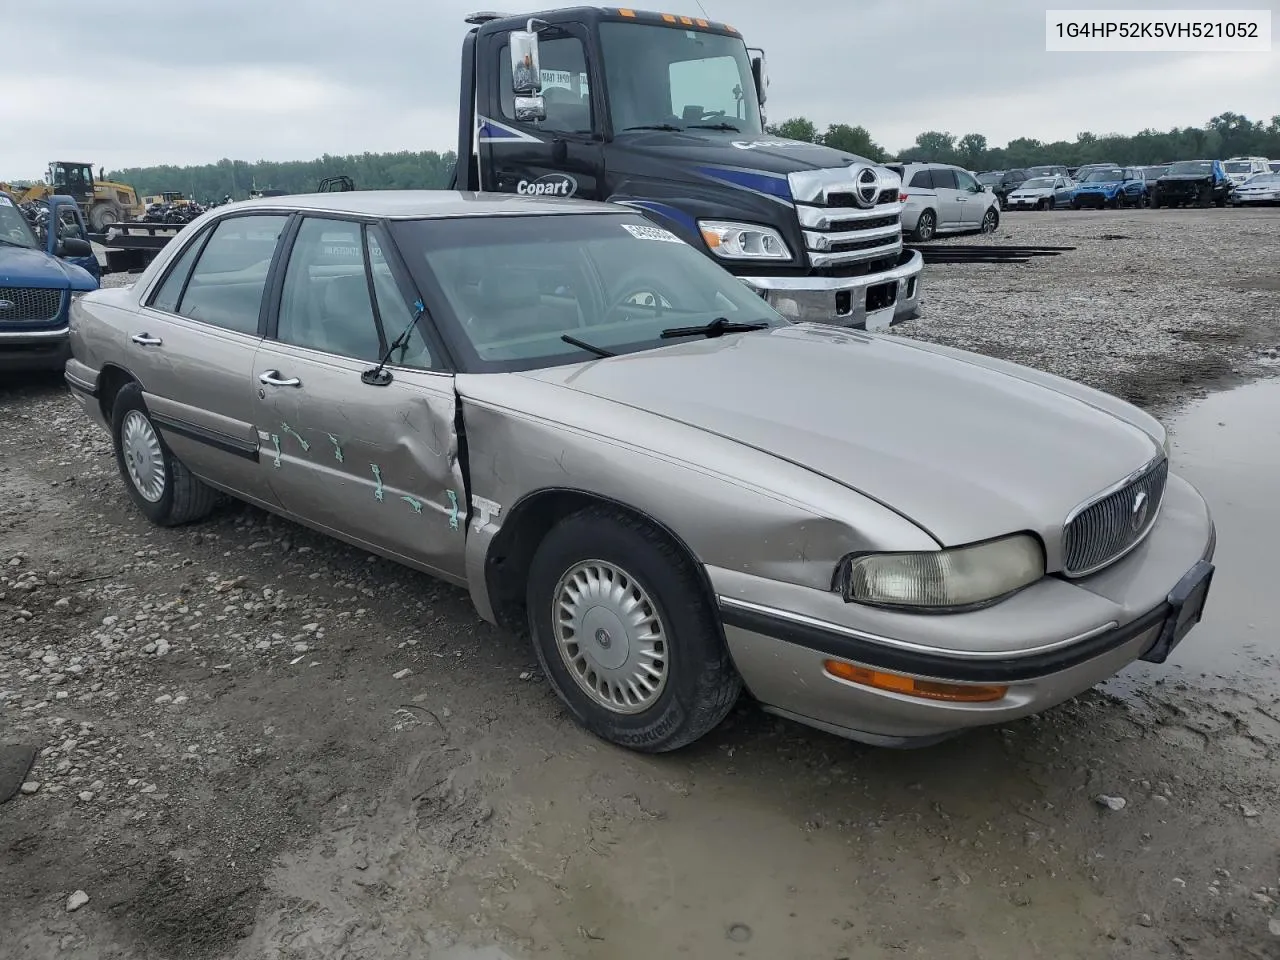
(1214, 194, 1226, 208)
(89, 204, 117, 233)
(980, 206, 999, 233)
(1047, 198, 1056, 210)
(1036, 199, 1047, 211)
(111, 383, 218, 526)
(1071, 200, 1081, 210)
(911, 209, 936, 242)
(526, 506, 742, 752)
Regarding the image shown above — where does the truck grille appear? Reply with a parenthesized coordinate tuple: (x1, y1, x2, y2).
(788, 167, 904, 270)
(1062, 458, 1168, 576)
(0, 287, 63, 323)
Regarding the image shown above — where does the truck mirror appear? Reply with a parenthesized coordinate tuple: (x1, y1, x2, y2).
(514, 95, 547, 123)
(510, 29, 542, 95)
(749, 51, 768, 106)
(59, 237, 93, 258)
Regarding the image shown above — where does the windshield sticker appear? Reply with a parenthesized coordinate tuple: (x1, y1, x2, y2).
(0, 195, 12, 207)
(622, 223, 683, 243)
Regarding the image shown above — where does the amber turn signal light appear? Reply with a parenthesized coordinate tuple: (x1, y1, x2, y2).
(822, 660, 1007, 703)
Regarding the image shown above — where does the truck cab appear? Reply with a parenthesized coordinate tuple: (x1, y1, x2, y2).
(453, 7, 922, 330)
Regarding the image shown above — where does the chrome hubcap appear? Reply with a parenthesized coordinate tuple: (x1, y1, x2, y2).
(121, 410, 165, 502)
(552, 560, 668, 714)
(983, 211, 996, 231)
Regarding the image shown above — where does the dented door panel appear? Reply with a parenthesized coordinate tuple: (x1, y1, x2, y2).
(250, 342, 468, 582)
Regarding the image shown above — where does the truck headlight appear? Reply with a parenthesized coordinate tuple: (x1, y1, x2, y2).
(697, 220, 792, 261)
(838, 534, 1044, 611)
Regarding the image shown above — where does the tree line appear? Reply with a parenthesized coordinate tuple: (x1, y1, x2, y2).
(106, 111, 1280, 200)
(765, 112, 1280, 169)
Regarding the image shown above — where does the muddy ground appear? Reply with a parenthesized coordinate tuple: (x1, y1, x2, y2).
(2, 207, 1279, 960)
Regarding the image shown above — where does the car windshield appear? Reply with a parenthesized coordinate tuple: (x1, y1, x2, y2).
(1025, 167, 1058, 177)
(1020, 178, 1056, 189)
(1224, 162, 1250, 173)
(599, 22, 763, 134)
(977, 173, 1002, 184)
(392, 213, 786, 373)
(1084, 169, 1124, 182)
(1167, 161, 1212, 175)
(0, 195, 39, 249)
(1244, 174, 1280, 186)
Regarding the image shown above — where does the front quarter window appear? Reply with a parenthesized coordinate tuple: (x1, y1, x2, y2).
(391, 213, 786, 373)
(0, 195, 38, 249)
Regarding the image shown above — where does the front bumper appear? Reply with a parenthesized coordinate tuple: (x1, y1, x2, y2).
(740, 249, 923, 331)
(0, 325, 71, 373)
(712, 473, 1215, 747)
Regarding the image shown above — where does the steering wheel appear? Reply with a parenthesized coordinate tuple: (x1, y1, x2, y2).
(604, 277, 679, 322)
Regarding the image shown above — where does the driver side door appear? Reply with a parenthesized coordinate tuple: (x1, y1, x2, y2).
(477, 24, 604, 201)
(252, 216, 468, 583)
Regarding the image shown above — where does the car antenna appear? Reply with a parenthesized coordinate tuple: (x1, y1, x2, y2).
(362, 299, 427, 387)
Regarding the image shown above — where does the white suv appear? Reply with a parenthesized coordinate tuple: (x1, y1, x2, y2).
(1223, 157, 1271, 185)
(887, 162, 1001, 242)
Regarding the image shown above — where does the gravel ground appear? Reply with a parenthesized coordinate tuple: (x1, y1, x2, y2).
(2, 207, 1279, 960)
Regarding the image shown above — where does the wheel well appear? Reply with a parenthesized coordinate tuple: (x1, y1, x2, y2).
(96, 365, 137, 424)
(483, 489, 718, 637)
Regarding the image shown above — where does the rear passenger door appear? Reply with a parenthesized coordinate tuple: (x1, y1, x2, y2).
(929, 168, 963, 227)
(131, 212, 290, 506)
(251, 217, 468, 582)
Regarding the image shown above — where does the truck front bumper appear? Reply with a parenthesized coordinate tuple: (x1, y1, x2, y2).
(740, 249, 923, 331)
(0, 326, 71, 373)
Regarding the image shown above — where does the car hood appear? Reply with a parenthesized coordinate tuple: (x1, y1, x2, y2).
(612, 129, 880, 182)
(1076, 180, 1121, 190)
(1010, 186, 1054, 196)
(520, 325, 1162, 547)
(0, 245, 81, 289)
(1160, 173, 1211, 182)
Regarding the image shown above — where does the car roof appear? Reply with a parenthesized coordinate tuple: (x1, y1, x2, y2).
(224, 190, 626, 220)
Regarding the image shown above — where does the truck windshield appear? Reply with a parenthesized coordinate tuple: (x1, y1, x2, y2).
(391, 213, 785, 373)
(0, 196, 39, 249)
(599, 23, 763, 134)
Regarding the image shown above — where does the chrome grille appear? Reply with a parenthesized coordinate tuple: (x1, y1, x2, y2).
(788, 167, 905, 270)
(1062, 458, 1169, 576)
(0, 287, 63, 323)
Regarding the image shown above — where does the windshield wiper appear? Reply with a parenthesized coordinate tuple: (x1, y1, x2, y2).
(362, 298, 427, 386)
(687, 122, 740, 131)
(660, 317, 769, 340)
(561, 334, 615, 358)
(621, 124, 682, 132)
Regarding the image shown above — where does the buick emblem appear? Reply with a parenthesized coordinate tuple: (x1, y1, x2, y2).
(852, 165, 880, 208)
(0, 300, 15, 311)
(1130, 489, 1149, 531)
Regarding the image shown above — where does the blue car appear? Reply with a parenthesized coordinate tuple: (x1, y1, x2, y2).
(0, 193, 99, 373)
(1069, 166, 1148, 209)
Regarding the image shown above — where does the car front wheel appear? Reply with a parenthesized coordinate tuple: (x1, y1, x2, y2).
(111, 383, 218, 526)
(526, 506, 742, 752)
(980, 207, 999, 233)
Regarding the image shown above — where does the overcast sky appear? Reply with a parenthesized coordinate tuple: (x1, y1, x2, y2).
(3, 0, 1276, 179)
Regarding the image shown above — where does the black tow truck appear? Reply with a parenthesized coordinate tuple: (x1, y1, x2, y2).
(451, 7, 922, 329)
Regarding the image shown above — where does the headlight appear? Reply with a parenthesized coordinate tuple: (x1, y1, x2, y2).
(838, 534, 1044, 611)
(70, 290, 90, 301)
(697, 220, 792, 261)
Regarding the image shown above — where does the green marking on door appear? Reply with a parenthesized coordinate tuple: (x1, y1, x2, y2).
(371, 464, 384, 502)
(327, 434, 344, 462)
(270, 434, 282, 468)
(281, 422, 311, 452)
(401, 495, 423, 514)
(446, 490, 460, 530)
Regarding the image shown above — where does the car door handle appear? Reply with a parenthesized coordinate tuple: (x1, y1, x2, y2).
(131, 334, 162, 346)
(259, 370, 301, 387)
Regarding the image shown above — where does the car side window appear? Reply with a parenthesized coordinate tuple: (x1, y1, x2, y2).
(499, 34, 593, 135)
(931, 168, 958, 190)
(150, 230, 208, 314)
(909, 170, 934, 189)
(176, 214, 287, 335)
(366, 225, 434, 370)
(276, 217, 384, 362)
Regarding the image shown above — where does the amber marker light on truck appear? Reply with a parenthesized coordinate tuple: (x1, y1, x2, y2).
(822, 660, 1008, 703)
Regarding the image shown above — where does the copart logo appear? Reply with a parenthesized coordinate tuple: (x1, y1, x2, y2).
(516, 174, 578, 197)
(731, 139, 805, 150)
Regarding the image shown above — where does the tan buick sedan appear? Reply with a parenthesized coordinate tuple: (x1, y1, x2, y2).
(65, 192, 1215, 752)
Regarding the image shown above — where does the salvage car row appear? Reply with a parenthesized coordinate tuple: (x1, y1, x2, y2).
(42, 190, 1218, 754)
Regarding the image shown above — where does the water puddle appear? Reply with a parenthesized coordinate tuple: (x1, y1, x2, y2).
(1104, 376, 1280, 699)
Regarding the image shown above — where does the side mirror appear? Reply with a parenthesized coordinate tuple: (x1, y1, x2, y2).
(59, 237, 93, 258)
(510, 25, 543, 95)
(514, 95, 547, 122)
(749, 49, 768, 106)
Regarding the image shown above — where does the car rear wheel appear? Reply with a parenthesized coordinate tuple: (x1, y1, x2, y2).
(111, 384, 218, 526)
(911, 209, 936, 242)
(980, 207, 999, 233)
(526, 506, 742, 752)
